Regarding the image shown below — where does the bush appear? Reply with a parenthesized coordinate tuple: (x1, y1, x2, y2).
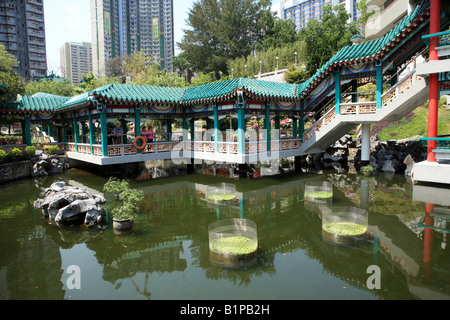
(361, 165, 374, 173)
(0, 149, 6, 163)
(43, 145, 60, 155)
(24, 146, 36, 158)
(7, 148, 23, 162)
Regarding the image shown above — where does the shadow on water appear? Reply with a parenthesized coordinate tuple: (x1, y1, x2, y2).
(0, 165, 449, 300)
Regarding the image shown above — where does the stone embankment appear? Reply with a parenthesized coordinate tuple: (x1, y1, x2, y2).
(308, 134, 427, 174)
(0, 151, 70, 183)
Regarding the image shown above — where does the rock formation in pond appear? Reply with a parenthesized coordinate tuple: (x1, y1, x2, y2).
(33, 181, 106, 226)
(31, 151, 70, 177)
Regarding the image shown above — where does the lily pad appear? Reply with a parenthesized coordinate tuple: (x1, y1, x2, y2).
(210, 236, 257, 255)
(322, 222, 367, 236)
(207, 193, 237, 201)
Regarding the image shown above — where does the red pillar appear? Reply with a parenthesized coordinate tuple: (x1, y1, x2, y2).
(427, 0, 441, 162)
(423, 203, 434, 285)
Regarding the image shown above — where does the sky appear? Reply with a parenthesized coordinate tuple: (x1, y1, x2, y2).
(44, 0, 200, 75)
(44, 0, 281, 75)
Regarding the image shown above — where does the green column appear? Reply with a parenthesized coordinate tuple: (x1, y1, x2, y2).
(190, 119, 195, 141)
(352, 80, 358, 103)
(135, 107, 142, 153)
(292, 116, 298, 138)
(214, 104, 219, 152)
(166, 119, 172, 141)
(88, 109, 95, 154)
(56, 124, 62, 143)
(24, 115, 31, 146)
(120, 119, 128, 144)
(81, 122, 87, 143)
(63, 115, 68, 146)
(100, 109, 108, 157)
(274, 115, 280, 130)
(73, 112, 79, 152)
(47, 125, 52, 141)
(265, 103, 271, 151)
(335, 69, 341, 114)
(238, 107, 245, 155)
(376, 61, 383, 109)
(300, 102, 304, 142)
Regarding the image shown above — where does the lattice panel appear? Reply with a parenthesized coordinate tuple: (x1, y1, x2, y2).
(204, 143, 215, 152)
(258, 143, 267, 152)
(398, 75, 413, 93)
(143, 144, 155, 153)
(281, 141, 291, 150)
(270, 142, 280, 151)
(108, 147, 122, 156)
(158, 144, 171, 152)
(245, 144, 256, 153)
(124, 146, 136, 155)
(340, 105, 356, 115)
(359, 104, 376, 114)
(292, 140, 301, 149)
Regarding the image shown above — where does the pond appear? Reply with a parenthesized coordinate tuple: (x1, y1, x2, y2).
(0, 167, 449, 301)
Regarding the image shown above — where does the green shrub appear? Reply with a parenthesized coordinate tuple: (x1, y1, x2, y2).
(103, 177, 130, 197)
(111, 204, 136, 221)
(361, 165, 374, 173)
(24, 146, 36, 158)
(7, 148, 23, 161)
(0, 149, 6, 163)
(43, 145, 60, 155)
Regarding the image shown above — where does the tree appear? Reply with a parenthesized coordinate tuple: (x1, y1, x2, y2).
(0, 44, 25, 101)
(179, 0, 273, 79)
(299, 4, 358, 76)
(78, 72, 121, 93)
(255, 18, 299, 52)
(25, 79, 77, 96)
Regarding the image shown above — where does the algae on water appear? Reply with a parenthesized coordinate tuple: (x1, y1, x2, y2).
(210, 236, 257, 255)
(305, 191, 333, 200)
(207, 193, 237, 201)
(322, 222, 367, 236)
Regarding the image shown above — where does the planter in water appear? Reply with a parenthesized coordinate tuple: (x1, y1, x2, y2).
(112, 218, 134, 230)
(206, 183, 237, 207)
(322, 206, 368, 245)
(304, 181, 333, 204)
(208, 218, 257, 269)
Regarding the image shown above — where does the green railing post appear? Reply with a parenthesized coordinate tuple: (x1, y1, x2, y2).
(73, 112, 79, 152)
(335, 68, 341, 114)
(214, 104, 219, 152)
(100, 107, 108, 157)
(265, 103, 271, 151)
(376, 61, 383, 109)
(238, 107, 245, 155)
(300, 101, 304, 142)
(88, 108, 95, 154)
(135, 106, 141, 153)
(24, 115, 31, 146)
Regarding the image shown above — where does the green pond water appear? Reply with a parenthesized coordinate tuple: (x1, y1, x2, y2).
(0, 168, 449, 300)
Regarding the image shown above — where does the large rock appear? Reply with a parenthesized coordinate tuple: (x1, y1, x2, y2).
(33, 181, 106, 226)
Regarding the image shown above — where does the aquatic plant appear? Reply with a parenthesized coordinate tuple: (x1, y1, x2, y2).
(210, 236, 257, 255)
(361, 165, 374, 173)
(207, 193, 237, 202)
(322, 222, 367, 236)
(305, 191, 333, 200)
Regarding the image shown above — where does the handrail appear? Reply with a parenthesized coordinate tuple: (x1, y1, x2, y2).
(422, 30, 450, 45)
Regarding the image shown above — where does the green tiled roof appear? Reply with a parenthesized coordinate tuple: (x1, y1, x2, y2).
(18, 94, 70, 113)
(298, 0, 430, 98)
(182, 78, 298, 105)
(90, 83, 187, 105)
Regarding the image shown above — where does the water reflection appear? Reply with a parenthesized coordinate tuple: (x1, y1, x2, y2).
(0, 170, 449, 299)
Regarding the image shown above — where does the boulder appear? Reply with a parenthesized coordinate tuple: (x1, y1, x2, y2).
(33, 181, 106, 226)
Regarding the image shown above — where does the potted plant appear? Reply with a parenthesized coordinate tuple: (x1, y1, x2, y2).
(104, 178, 144, 230)
(361, 165, 375, 176)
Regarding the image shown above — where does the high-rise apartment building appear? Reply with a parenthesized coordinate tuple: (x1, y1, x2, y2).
(90, 0, 174, 77)
(272, 0, 360, 32)
(0, 0, 47, 80)
(60, 42, 93, 85)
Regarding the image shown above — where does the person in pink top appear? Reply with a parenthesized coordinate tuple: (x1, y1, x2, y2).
(141, 125, 154, 142)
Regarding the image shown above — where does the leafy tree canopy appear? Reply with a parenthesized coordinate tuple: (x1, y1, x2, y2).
(299, 4, 358, 75)
(179, 0, 273, 79)
(0, 44, 25, 101)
